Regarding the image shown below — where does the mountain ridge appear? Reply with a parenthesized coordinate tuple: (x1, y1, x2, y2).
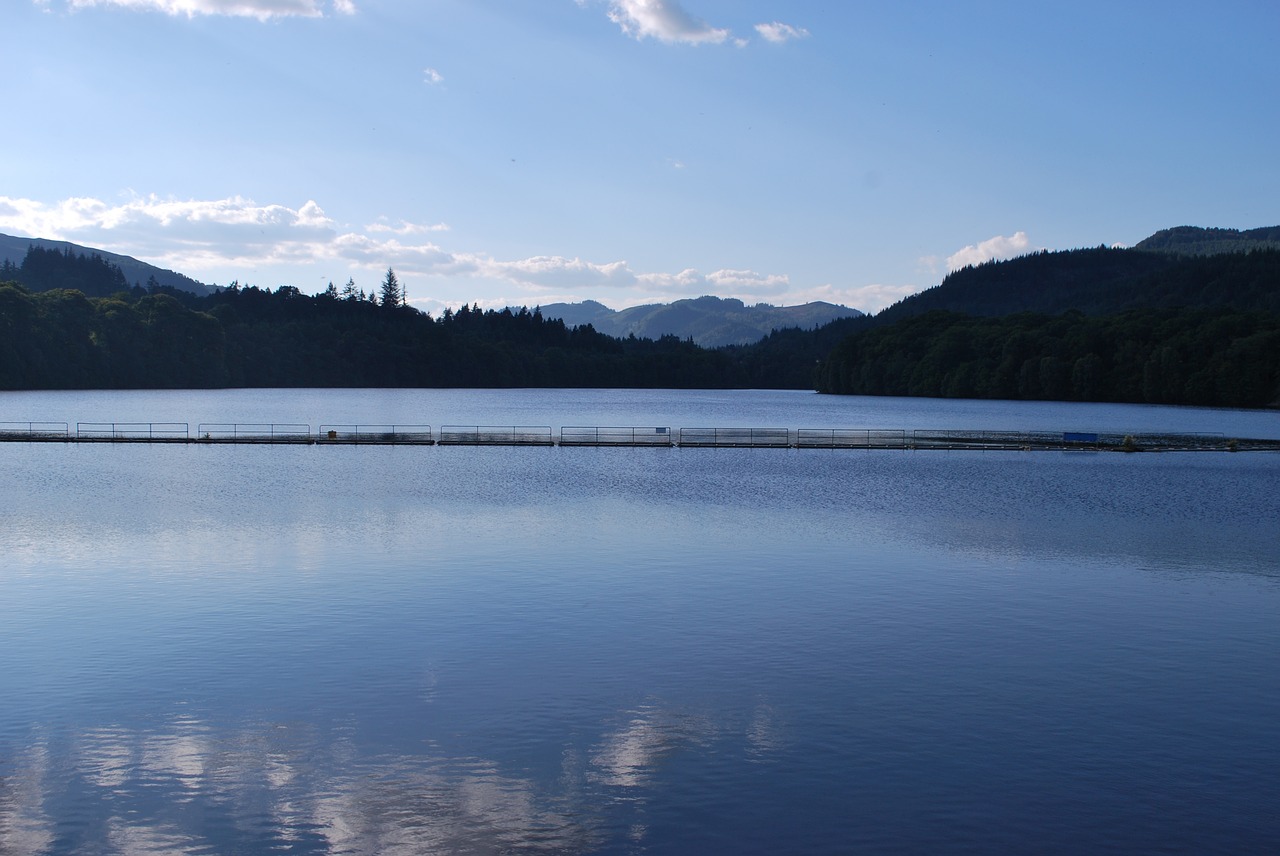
(1133, 225, 1280, 256)
(533, 295, 863, 347)
(0, 232, 212, 296)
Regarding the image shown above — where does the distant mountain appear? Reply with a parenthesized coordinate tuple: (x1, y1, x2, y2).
(534, 295, 863, 347)
(0, 232, 212, 296)
(1134, 225, 1280, 256)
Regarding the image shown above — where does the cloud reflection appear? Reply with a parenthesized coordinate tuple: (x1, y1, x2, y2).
(0, 739, 54, 855)
(5, 715, 598, 855)
(589, 703, 717, 788)
(0, 694, 788, 854)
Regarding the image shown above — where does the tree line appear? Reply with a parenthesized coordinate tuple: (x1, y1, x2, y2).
(816, 307, 1280, 408)
(0, 269, 772, 391)
(3, 242, 1278, 407)
(816, 246, 1280, 408)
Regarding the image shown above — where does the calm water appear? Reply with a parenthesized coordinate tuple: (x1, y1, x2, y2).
(1, 390, 1279, 854)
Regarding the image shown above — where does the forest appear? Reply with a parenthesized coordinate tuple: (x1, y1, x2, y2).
(815, 307, 1280, 408)
(0, 278, 760, 391)
(2, 240, 1278, 407)
(816, 246, 1280, 408)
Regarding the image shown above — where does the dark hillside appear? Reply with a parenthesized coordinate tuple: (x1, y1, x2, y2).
(1134, 225, 1280, 256)
(815, 242, 1280, 408)
(871, 246, 1280, 323)
(0, 232, 212, 295)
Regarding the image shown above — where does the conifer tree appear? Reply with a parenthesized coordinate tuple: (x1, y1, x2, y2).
(380, 267, 401, 309)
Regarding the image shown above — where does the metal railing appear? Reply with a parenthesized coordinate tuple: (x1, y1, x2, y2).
(438, 425, 554, 445)
(76, 422, 188, 441)
(317, 424, 435, 444)
(0, 418, 1262, 451)
(559, 426, 673, 446)
(197, 423, 311, 443)
(909, 429, 1059, 450)
(677, 427, 791, 447)
(0, 421, 70, 440)
(1092, 431, 1227, 451)
(795, 428, 909, 449)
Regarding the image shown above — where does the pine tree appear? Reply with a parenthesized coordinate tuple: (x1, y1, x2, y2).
(380, 267, 402, 309)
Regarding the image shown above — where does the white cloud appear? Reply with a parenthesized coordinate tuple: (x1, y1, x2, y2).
(0, 194, 468, 278)
(485, 256, 638, 289)
(754, 21, 809, 43)
(422, 67, 443, 85)
(634, 267, 788, 296)
(604, 0, 731, 45)
(52, 0, 355, 20)
(706, 268, 790, 293)
(0, 193, 837, 309)
(366, 218, 449, 236)
(945, 231, 1032, 271)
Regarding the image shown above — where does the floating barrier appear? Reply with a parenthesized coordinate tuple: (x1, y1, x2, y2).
(438, 425, 554, 446)
(77, 422, 189, 441)
(678, 427, 791, 447)
(796, 428, 909, 449)
(0, 421, 69, 440)
(560, 426, 673, 446)
(197, 423, 311, 443)
(318, 425, 434, 445)
(0, 421, 1275, 451)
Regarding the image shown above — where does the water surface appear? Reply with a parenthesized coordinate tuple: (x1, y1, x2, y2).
(1, 390, 1278, 854)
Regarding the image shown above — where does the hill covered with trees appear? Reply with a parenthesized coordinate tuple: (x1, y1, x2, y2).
(817, 242, 1280, 408)
(1133, 225, 1280, 257)
(0, 271, 758, 391)
(0, 233, 211, 296)
(3, 231, 1278, 407)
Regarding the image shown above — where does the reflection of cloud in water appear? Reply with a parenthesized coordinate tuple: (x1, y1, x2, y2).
(310, 758, 581, 855)
(745, 702, 786, 760)
(0, 739, 54, 855)
(589, 703, 717, 788)
(2, 716, 597, 855)
(1, 698, 777, 853)
(141, 716, 211, 789)
(106, 818, 198, 855)
(79, 727, 136, 789)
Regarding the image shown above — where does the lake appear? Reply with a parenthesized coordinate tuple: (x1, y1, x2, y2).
(2, 389, 1278, 854)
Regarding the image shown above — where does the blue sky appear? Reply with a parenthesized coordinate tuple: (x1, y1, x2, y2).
(2, 0, 1277, 314)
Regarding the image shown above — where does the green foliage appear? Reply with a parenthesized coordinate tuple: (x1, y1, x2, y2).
(815, 243, 1280, 408)
(379, 267, 402, 309)
(16, 245, 132, 298)
(6, 239, 1276, 402)
(875, 246, 1280, 323)
(817, 308, 1280, 408)
(0, 280, 774, 391)
(1133, 225, 1280, 257)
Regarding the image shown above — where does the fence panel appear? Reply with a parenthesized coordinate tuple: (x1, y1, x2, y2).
(438, 425, 553, 445)
(0, 421, 70, 440)
(317, 425, 434, 444)
(678, 428, 791, 447)
(77, 422, 188, 441)
(559, 426, 673, 446)
(197, 423, 311, 443)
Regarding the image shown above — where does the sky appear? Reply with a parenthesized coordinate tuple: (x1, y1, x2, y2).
(2, 0, 1278, 315)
